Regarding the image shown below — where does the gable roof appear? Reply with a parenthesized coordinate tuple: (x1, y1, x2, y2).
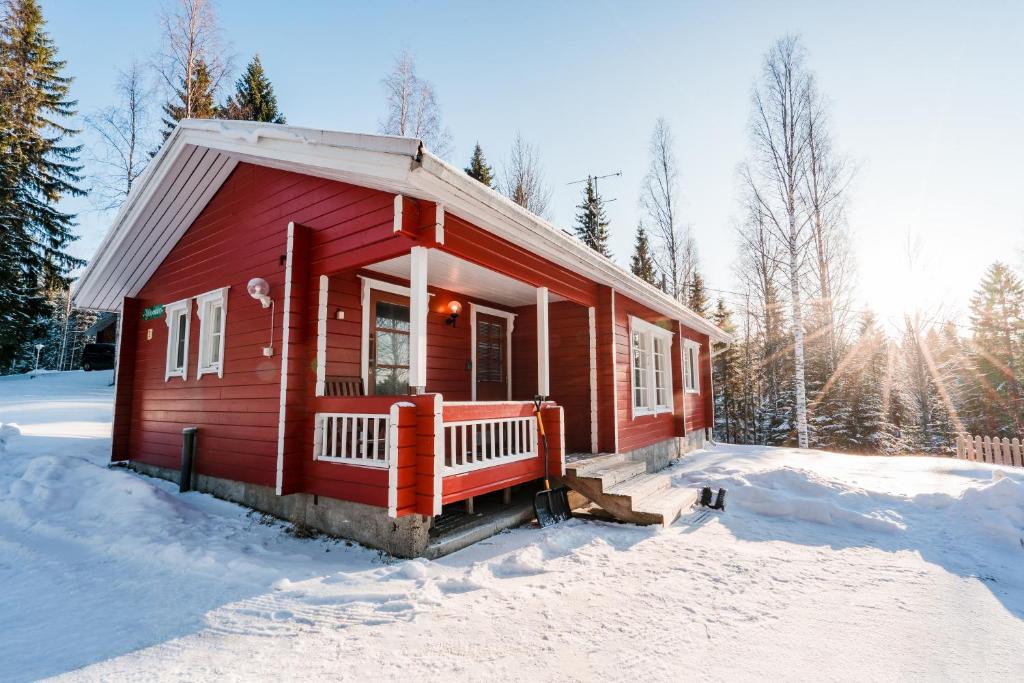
(73, 119, 731, 343)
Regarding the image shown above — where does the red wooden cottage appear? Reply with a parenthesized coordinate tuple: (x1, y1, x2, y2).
(74, 121, 730, 557)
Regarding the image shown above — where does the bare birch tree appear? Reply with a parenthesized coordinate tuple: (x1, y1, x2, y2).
(499, 131, 552, 218)
(742, 35, 813, 448)
(641, 118, 696, 301)
(156, 0, 229, 130)
(379, 50, 451, 157)
(802, 75, 855, 374)
(86, 61, 155, 209)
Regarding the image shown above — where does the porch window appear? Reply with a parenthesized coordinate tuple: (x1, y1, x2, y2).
(196, 287, 228, 379)
(164, 298, 191, 381)
(683, 339, 700, 393)
(372, 293, 410, 395)
(629, 316, 674, 416)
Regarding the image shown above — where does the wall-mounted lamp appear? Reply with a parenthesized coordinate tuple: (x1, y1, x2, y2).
(445, 300, 462, 327)
(247, 277, 275, 357)
(247, 277, 273, 308)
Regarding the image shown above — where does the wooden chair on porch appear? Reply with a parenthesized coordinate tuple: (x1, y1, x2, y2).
(323, 375, 365, 397)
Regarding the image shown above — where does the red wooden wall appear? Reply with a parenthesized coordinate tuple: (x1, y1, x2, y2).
(126, 163, 405, 489)
(548, 301, 592, 453)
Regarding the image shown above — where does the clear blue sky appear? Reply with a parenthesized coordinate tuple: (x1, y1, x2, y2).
(46, 0, 1024, 327)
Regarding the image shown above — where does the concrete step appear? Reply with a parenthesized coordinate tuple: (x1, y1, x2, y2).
(579, 460, 647, 490)
(604, 472, 672, 501)
(632, 486, 701, 527)
(565, 452, 628, 478)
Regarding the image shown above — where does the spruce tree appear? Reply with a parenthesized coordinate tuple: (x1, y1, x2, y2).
(712, 299, 741, 443)
(687, 272, 708, 317)
(844, 311, 903, 454)
(221, 54, 285, 124)
(630, 223, 657, 285)
(968, 262, 1024, 435)
(161, 57, 217, 138)
(573, 177, 612, 258)
(464, 142, 494, 187)
(0, 0, 84, 369)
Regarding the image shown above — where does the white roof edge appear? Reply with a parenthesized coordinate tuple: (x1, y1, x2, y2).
(73, 119, 731, 343)
(415, 150, 731, 342)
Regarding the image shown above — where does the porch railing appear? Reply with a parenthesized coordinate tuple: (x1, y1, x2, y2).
(443, 414, 537, 475)
(314, 412, 390, 467)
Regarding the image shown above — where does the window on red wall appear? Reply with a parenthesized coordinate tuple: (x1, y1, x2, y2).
(630, 316, 674, 415)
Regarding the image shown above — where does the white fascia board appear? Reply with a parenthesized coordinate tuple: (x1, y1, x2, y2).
(413, 152, 731, 343)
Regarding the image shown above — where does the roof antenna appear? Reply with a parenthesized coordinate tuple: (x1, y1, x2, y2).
(567, 171, 622, 203)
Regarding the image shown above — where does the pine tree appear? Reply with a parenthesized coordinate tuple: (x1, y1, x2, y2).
(630, 223, 657, 285)
(968, 262, 1024, 436)
(464, 142, 494, 187)
(161, 57, 217, 138)
(687, 272, 708, 317)
(0, 0, 84, 369)
(573, 177, 612, 258)
(221, 54, 285, 123)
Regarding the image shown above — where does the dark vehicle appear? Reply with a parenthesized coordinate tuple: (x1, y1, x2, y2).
(81, 343, 115, 371)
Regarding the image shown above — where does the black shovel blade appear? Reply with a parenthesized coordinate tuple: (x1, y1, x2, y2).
(534, 487, 572, 527)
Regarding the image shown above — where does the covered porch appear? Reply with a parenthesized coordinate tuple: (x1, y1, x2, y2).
(295, 244, 596, 519)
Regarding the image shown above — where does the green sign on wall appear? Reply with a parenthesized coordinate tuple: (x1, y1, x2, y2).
(141, 304, 164, 321)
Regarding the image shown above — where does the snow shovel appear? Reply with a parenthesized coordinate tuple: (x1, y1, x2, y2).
(532, 396, 572, 527)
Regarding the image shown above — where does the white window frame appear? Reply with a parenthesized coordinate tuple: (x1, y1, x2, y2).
(164, 298, 191, 381)
(196, 287, 229, 379)
(683, 339, 701, 393)
(628, 316, 674, 417)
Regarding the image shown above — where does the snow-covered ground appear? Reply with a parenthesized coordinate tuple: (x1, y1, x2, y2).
(2, 371, 1023, 681)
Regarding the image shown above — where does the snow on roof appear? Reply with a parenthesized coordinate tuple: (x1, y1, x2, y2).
(73, 119, 731, 343)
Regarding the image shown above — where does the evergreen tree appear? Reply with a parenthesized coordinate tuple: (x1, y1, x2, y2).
(687, 272, 708, 317)
(630, 223, 657, 285)
(0, 0, 84, 369)
(464, 142, 494, 187)
(968, 262, 1024, 435)
(161, 57, 217, 138)
(221, 54, 285, 123)
(844, 311, 903, 454)
(712, 299, 741, 443)
(573, 177, 612, 258)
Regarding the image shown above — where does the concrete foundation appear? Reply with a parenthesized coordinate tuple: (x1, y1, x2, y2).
(621, 429, 708, 473)
(128, 461, 432, 558)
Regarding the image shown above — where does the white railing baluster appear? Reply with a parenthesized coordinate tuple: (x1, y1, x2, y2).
(439, 412, 543, 476)
(313, 412, 391, 468)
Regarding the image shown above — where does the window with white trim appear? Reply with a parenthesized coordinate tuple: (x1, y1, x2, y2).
(196, 287, 228, 378)
(683, 339, 701, 393)
(164, 299, 191, 381)
(629, 316, 674, 415)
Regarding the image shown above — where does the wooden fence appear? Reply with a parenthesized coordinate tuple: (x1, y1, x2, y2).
(955, 434, 1024, 467)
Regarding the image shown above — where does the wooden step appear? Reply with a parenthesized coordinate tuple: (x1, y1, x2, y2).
(565, 452, 628, 478)
(578, 460, 647, 489)
(604, 472, 672, 501)
(632, 486, 700, 526)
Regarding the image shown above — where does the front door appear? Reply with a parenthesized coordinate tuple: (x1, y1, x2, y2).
(475, 313, 508, 401)
(369, 290, 410, 395)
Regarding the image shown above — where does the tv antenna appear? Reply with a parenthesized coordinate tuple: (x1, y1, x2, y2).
(567, 171, 622, 203)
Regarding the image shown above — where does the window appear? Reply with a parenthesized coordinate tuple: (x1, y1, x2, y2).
(164, 299, 191, 381)
(683, 339, 701, 393)
(629, 316, 674, 415)
(371, 292, 410, 395)
(196, 287, 228, 378)
(476, 318, 504, 383)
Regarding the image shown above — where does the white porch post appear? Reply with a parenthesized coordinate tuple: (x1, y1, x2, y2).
(409, 246, 429, 392)
(537, 286, 550, 398)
